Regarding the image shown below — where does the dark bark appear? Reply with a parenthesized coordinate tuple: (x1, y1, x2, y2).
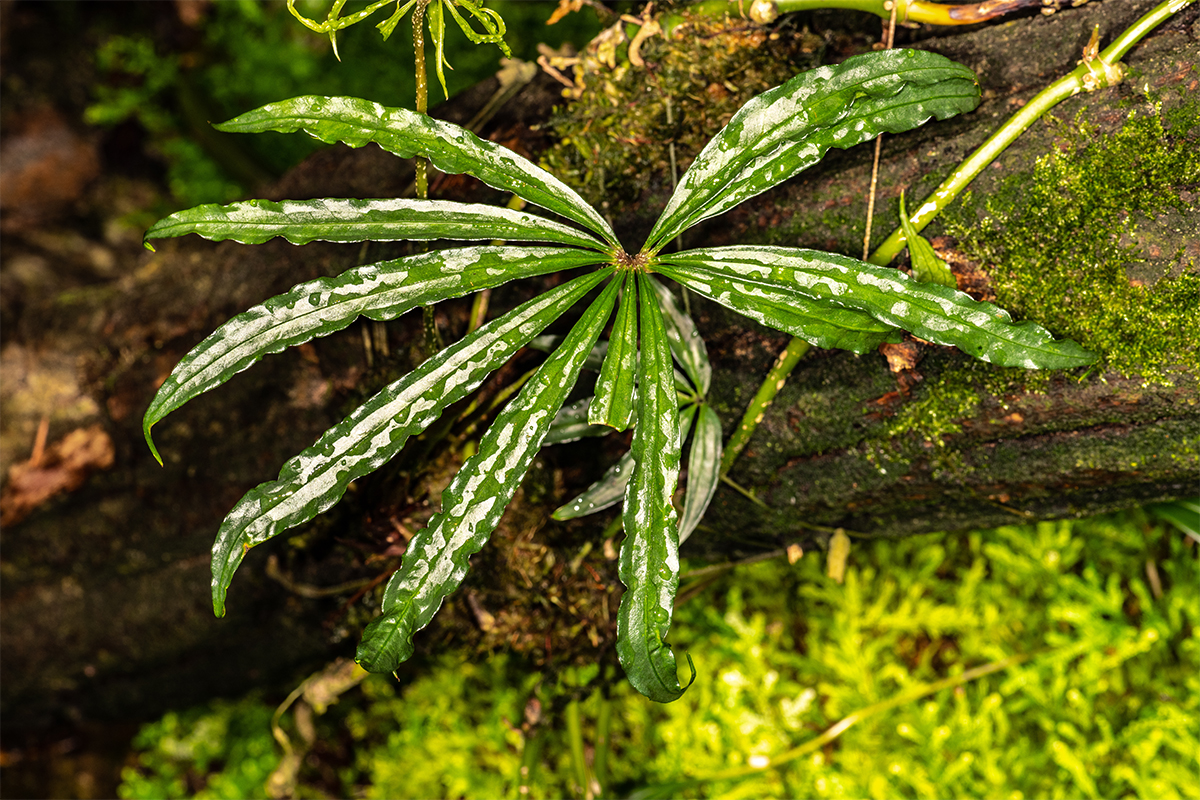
(1, 0, 1196, 733)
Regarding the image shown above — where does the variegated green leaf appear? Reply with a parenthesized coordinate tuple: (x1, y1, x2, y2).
(553, 404, 696, 521)
(655, 261, 900, 354)
(647, 277, 711, 396)
(899, 191, 956, 288)
(679, 404, 721, 546)
(144, 198, 609, 252)
(215, 96, 619, 248)
(590, 272, 638, 430)
(543, 397, 611, 445)
(529, 335, 608, 372)
(663, 246, 1096, 369)
(355, 277, 621, 672)
(645, 50, 980, 253)
(616, 272, 694, 703)
(144, 246, 604, 463)
(210, 269, 612, 616)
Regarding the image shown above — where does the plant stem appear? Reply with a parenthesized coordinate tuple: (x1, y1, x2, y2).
(593, 695, 612, 797)
(565, 698, 591, 799)
(720, 338, 810, 476)
(867, 0, 1191, 266)
(412, 0, 430, 200)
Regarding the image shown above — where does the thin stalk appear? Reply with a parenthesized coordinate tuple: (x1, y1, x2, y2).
(861, 0, 898, 259)
(593, 695, 612, 797)
(719, 338, 810, 476)
(412, 0, 443, 354)
(565, 699, 591, 799)
(868, 0, 1191, 266)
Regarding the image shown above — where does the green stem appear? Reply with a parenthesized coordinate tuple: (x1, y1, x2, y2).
(566, 698, 591, 799)
(593, 695, 612, 797)
(867, 0, 1191, 266)
(720, 338, 810, 476)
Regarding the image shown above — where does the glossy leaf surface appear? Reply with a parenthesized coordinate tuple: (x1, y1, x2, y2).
(144, 198, 608, 252)
(590, 272, 638, 430)
(645, 49, 980, 252)
(616, 273, 693, 703)
(656, 261, 900, 354)
(215, 96, 619, 248)
(899, 191, 955, 288)
(355, 278, 620, 672)
(663, 246, 1095, 368)
(210, 270, 611, 616)
(678, 404, 721, 546)
(543, 397, 611, 445)
(647, 277, 711, 396)
(143, 246, 603, 462)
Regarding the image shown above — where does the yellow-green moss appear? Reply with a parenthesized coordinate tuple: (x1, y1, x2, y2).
(941, 103, 1200, 385)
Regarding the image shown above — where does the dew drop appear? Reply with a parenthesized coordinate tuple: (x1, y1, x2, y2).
(651, 608, 670, 624)
(658, 566, 673, 580)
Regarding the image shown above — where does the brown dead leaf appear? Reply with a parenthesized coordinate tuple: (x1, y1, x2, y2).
(880, 340, 923, 373)
(1, 424, 114, 526)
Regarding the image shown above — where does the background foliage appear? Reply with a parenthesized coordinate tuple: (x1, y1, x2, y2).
(118, 509, 1199, 798)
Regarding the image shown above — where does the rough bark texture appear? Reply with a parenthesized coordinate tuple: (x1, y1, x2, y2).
(1, 0, 1196, 733)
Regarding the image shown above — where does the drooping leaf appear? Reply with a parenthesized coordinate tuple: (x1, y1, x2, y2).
(899, 190, 956, 288)
(215, 95, 618, 248)
(356, 277, 621, 672)
(656, 261, 900, 354)
(616, 272, 695, 703)
(210, 270, 613, 616)
(663, 246, 1096, 369)
(645, 50, 980, 253)
(678, 404, 721, 545)
(552, 402, 697, 522)
(144, 198, 609, 252)
(543, 397, 611, 445)
(590, 272, 638, 430)
(143, 246, 604, 463)
(429, 0, 450, 100)
(647, 277, 711, 396)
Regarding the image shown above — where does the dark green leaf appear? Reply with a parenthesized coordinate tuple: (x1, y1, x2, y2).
(645, 50, 980, 252)
(616, 272, 695, 703)
(899, 191, 955, 288)
(664, 246, 1096, 369)
(528, 335, 608, 372)
(215, 96, 617, 248)
(143, 246, 603, 463)
(210, 269, 613, 616)
(356, 276, 620, 672)
(647, 277, 711, 396)
(590, 272, 638, 430)
(543, 397, 612, 445)
(144, 198, 609, 252)
(656, 261, 900, 354)
(679, 404, 721, 545)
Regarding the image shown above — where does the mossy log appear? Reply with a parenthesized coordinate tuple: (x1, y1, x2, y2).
(1, 0, 1195, 730)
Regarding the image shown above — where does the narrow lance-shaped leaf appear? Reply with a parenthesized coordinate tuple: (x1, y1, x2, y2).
(215, 96, 620, 248)
(678, 404, 721, 546)
(590, 272, 638, 430)
(616, 272, 695, 703)
(144, 198, 609, 252)
(542, 397, 612, 446)
(898, 191, 956, 288)
(647, 276, 711, 396)
(656, 261, 900, 354)
(665, 246, 1096, 369)
(144, 246, 604, 462)
(529, 335, 608, 372)
(645, 50, 980, 253)
(553, 405, 696, 521)
(210, 270, 613, 616)
(356, 277, 621, 672)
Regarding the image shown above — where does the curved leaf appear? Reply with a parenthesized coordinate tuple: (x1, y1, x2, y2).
(210, 269, 613, 616)
(647, 277, 711, 396)
(645, 50, 980, 252)
(542, 397, 612, 445)
(899, 191, 955, 288)
(656, 261, 900, 354)
(616, 272, 695, 703)
(678, 404, 722, 546)
(144, 198, 609, 252)
(590, 272, 638, 430)
(215, 96, 620, 249)
(144, 245, 604, 462)
(665, 246, 1096, 369)
(356, 277, 621, 672)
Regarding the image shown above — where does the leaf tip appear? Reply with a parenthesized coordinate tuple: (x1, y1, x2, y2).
(144, 422, 163, 467)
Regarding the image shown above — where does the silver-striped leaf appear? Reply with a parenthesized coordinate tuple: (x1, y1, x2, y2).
(214, 96, 620, 249)
(144, 198, 609, 252)
(210, 269, 613, 616)
(678, 404, 722, 546)
(645, 50, 980, 253)
(543, 397, 611, 445)
(355, 276, 621, 672)
(590, 272, 638, 430)
(647, 276, 711, 396)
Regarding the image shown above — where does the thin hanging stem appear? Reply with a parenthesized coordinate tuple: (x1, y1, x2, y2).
(861, 0, 898, 259)
(720, 337, 811, 477)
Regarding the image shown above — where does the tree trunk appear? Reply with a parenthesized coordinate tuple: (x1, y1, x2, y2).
(1, 0, 1195, 731)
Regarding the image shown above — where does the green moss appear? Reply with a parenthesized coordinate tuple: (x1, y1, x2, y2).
(942, 103, 1200, 384)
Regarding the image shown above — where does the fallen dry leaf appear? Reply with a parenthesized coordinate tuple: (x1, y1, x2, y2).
(1, 424, 114, 526)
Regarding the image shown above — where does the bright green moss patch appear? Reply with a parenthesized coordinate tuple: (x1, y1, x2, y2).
(942, 104, 1200, 384)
